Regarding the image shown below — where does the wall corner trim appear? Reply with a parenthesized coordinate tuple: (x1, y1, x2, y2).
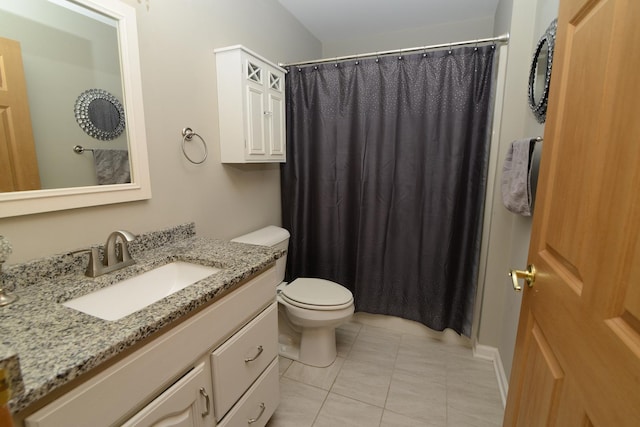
(472, 342, 509, 408)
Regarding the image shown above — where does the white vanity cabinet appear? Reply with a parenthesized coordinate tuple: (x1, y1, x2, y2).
(121, 359, 212, 427)
(214, 46, 286, 163)
(211, 303, 278, 422)
(24, 267, 279, 427)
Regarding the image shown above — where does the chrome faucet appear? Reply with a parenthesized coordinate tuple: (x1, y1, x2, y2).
(79, 230, 136, 278)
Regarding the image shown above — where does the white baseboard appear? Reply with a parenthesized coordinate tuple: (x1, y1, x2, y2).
(472, 342, 508, 407)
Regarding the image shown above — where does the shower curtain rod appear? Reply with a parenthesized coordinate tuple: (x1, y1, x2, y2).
(279, 33, 509, 68)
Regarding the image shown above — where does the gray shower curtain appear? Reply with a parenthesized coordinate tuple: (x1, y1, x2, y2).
(281, 46, 495, 336)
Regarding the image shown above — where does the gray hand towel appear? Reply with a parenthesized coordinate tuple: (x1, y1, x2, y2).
(501, 139, 532, 216)
(93, 149, 131, 185)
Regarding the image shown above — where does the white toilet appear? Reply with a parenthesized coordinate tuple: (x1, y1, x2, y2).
(232, 226, 354, 367)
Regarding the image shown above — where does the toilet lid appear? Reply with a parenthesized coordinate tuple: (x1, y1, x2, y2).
(280, 278, 353, 308)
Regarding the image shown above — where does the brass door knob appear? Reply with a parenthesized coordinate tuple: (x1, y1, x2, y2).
(509, 264, 536, 291)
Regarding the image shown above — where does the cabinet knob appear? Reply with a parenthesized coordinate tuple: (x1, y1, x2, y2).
(263, 111, 273, 116)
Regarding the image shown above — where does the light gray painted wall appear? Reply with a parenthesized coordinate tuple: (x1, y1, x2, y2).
(0, 0, 321, 264)
(478, 0, 559, 378)
(322, 16, 494, 58)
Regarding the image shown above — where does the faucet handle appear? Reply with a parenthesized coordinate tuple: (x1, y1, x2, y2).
(70, 247, 102, 277)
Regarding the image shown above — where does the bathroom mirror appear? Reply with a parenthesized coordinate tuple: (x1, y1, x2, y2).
(0, 0, 151, 218)
(528, 18, 557, 123)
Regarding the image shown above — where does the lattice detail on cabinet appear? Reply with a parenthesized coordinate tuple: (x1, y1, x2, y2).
(269, 73, 281, 91)
(247, 62, 262, 83)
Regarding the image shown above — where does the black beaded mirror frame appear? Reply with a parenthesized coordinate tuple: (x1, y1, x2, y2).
(528, 19, 557, 123)
(74, 88, 126, 140)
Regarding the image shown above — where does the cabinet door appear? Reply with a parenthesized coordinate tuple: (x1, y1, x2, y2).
(121, 361, 213, 427)
(266, 70, 285, 160)
(245, 84, 266, 157)
(267, 92, 285, 158)
(244, 58, 266, 157)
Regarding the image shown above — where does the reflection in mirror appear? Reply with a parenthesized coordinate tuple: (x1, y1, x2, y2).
(75, 88, 126, 141)
(532, 41, 548, 104)
(0, 0, 151, 217)
(528, 19, 557, 123)
(0, 0, 127, 190)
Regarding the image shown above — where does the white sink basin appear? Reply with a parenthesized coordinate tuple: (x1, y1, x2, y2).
(63, 262, 220, 321)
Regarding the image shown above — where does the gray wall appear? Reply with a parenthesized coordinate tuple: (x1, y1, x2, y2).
(478, 0, 559, 378)
(322, 15, 494, 58)
(0, 0, 321, 263)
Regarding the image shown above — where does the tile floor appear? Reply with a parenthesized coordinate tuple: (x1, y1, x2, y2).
(266, 314, 504, 427)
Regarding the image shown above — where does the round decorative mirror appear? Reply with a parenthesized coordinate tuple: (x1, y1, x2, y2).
(528, 19, 557, 123)
(74, 88, 126, 140)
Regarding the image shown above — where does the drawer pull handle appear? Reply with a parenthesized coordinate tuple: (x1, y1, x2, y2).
(248, 402, 266, 424)
(244, 345, 264, 362)
(199, 387, 210, 417)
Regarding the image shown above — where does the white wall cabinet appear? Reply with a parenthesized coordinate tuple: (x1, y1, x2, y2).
(214, 46, 286, 163)
(24, 268, 279, 427)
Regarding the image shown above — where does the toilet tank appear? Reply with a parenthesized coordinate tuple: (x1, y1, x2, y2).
(231, 226, 290, 283)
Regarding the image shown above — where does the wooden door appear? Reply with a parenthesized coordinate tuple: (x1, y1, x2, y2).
(0, 37, 40, 192)
(503, 0, 640, 425)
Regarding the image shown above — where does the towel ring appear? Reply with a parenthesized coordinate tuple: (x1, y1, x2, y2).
(181, 127, 208, 164)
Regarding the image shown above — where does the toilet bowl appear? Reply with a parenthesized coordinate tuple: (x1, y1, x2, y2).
(232, 226, 354, 367)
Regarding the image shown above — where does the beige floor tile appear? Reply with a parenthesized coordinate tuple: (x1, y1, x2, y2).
(447, 407, 503, 427)
(338, 320, 363, 334)
(381, 409, 441, 427)
(284, 357, 345, 390)
(395, 340, 447, 376)
(447, 382, 504, 426)
(331, 358, 393, 407)
(269, 315, 504, 427)
(359, 324, 404, 344)
(266, 377, 328, 427)
(347, 326, 401, 365)
(312, 393, 384, 427)
(336, 326, 358, 358)
(278, 356, 293, 376)
(399, 333, 449, 356)
(385, 368, 447, 425)
(446, 356, 496, 385)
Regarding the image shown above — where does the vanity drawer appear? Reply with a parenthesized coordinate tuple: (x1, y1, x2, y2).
(211, 302, 277, 420)
(217, 358, 279, 427)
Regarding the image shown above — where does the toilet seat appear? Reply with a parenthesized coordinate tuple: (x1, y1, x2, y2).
(280, 278, 353, 311)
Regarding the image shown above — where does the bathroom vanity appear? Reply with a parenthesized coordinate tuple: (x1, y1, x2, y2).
(1, 224, 283, 427)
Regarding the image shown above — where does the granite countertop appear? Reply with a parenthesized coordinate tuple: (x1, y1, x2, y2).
(0, 223, 283, 414)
